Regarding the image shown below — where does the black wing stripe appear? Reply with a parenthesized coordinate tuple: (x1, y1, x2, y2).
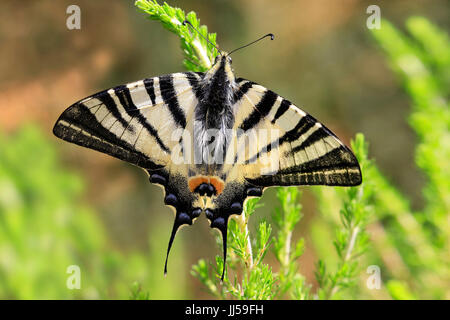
(278, 146, 355, 174)
(240, 90, 278, 132)
(159, 75, 187, 128)
(247, 166, 361, 186)
(244, 139, 277, 164)
(114, 86, 171, 154)
(244, 114, 316, 164)
(143, 78, 157, 105)
(289, 127, 330, 155)
(233, 81, 254, 103)
(271, 99, 291, 124)
(281, 115, 316, 143)
(184, 72, 203, 100)
(94, 90, 129, 130)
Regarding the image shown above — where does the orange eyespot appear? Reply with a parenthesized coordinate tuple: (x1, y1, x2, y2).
(188, 176, 225, 195)
(188, 176, 209, 192)
(209, 177, 224, 195)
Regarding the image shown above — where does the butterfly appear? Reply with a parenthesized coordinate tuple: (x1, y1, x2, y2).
(53, 28, 361, 281)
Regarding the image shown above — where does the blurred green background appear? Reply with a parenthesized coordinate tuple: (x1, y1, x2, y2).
(0, 0, 448, 299)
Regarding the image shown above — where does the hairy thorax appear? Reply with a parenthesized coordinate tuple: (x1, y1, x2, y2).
(194, 59, 236, 168)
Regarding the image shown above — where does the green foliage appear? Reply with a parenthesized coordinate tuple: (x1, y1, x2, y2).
(135, 0, 218, 71)
(386, 280, 416, 300)
(0, 126, 102, 299)
(314, 134, 373, 299)
(0, 126, 187, 299)
(367, 17, 450, 299)
(371, 18, 450, 229)
(192, 197, 279, 300)
(138, 1, 449, 300)
(129, 282, 150, 300)
(272, 187, 305, 297)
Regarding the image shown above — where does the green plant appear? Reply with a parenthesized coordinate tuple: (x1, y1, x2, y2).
(367, 17, 449, 299)
(135, 0, 218, 72)
(0, 125, 188, 299)
(0, 125, 107, 299)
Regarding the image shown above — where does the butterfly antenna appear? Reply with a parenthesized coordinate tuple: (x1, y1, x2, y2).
(183, 20, 221, 55)
(227, 33, 274, 56)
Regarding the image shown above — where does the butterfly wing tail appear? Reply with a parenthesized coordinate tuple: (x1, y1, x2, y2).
(147, 169, 202, 276)
(209, 214, 229, 282)
(206, 182, 263, 281)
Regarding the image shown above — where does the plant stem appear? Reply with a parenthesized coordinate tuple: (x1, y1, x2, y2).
(344, 226, 360, 262)
(327, 225, 360, 299)
(191, 38, 212, 69)
(237, 210, 254, 272)
(283, 231, 292, 267)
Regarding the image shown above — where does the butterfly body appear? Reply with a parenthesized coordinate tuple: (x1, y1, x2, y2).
(193, 55, 235, 172)
(53, 52, 361, 279)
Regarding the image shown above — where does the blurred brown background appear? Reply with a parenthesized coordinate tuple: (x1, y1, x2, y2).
(0, 0, 448, 298)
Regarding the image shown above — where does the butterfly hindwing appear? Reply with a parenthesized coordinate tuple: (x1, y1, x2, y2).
(200, 176, 263, 281)
(147, 168, 204, 275)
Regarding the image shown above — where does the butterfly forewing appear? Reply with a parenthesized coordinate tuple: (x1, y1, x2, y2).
(53, 72, 202, 170)
(229, 78, 362, 187)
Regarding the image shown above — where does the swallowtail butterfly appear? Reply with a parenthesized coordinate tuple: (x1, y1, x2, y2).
(53, 27, 361, 280)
